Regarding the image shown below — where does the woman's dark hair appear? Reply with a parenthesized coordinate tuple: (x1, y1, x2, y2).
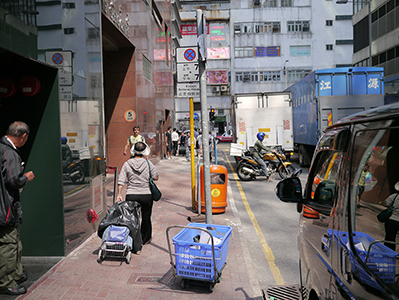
(134, 142, 146, 156)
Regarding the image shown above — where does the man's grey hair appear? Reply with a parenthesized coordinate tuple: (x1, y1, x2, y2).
(6, 121, 30, 137)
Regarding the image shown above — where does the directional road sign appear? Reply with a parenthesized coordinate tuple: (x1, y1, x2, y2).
(177, 47, 198, 63)
(177, 63, 199, 82)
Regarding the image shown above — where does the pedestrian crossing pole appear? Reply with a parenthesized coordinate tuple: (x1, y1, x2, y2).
(197, 9, 212, 224)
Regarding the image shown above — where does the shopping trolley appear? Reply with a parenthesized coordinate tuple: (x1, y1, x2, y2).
(166, 223, 232, 292)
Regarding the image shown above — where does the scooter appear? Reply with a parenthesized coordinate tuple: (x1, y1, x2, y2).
(236, 148, 296, 181)
(63, 159, 85, 184)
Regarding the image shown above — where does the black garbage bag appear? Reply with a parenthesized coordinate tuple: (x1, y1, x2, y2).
(98, 201, 142, 252)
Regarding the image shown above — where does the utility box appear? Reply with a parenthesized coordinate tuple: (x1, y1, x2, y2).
(198, 165, 228, 214)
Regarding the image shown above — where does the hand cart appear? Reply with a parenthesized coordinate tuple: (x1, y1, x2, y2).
(97, 225, 133, 264)
(166, 223, 232, 292)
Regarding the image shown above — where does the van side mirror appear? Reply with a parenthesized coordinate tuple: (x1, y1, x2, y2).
(275, 177, 302, 203)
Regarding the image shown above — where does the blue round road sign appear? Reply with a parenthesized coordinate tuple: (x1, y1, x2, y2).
(52, 53, 64, 65)
(193, 113, 199, 120)
(184, 49, 196, 61)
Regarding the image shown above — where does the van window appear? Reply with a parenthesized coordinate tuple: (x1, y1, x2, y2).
(306, 150, 343, 214)
(348, 120, 399, 290)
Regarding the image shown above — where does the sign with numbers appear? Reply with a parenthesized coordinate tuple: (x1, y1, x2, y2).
(177, 63, 199, 82)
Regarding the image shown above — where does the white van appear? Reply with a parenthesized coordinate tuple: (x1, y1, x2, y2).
(276, 103, 399, 299)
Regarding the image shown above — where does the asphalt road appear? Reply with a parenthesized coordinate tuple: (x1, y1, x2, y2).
(215, 143, 309, 291)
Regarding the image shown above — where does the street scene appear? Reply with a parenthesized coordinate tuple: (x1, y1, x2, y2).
(6, 144, 307, 300)
(2, 0, 399, 299)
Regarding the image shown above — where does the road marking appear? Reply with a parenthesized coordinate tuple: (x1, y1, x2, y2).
(64, 185, 87, 198)
(223, 149, 285, 285)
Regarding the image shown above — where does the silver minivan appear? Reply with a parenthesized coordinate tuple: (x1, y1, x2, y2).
(276, 103, 399, 299)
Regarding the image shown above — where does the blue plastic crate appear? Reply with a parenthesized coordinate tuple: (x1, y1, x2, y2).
(172, 223, 232, 282)
(338, 231, 397, 284)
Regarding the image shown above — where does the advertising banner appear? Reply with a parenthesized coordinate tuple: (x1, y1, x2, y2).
(207, 47, 230, 59)
(207, 70, 228, 84)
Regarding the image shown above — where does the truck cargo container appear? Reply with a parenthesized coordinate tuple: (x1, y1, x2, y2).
(232, 93, 293, 157)
(285, 67, 384, 166)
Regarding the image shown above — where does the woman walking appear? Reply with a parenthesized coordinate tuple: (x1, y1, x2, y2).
(116, 142, 159, 254)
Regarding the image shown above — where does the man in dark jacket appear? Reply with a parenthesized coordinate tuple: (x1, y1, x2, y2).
(0, 122, 34, 295)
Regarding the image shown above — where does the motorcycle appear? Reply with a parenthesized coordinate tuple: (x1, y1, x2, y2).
(63, 159, 85, 184)
(236, 148, 296, 181)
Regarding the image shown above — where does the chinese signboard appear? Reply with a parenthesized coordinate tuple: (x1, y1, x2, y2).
(181, 24, 209, 35)
(254, 46, 280, 57)
(207, 47, 230, 59)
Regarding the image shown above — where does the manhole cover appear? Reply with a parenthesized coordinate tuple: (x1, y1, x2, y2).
(136, 276, 161, 283)
(263, 285, 301, 300)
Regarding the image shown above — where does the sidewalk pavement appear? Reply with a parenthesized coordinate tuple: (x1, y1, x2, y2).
(16, 155, 264, 300)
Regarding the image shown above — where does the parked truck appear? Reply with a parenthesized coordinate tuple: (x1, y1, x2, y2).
(285, 67, 384, 166)
(232, 92, 293, 157)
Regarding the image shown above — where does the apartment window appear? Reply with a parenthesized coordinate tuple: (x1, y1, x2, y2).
(288, 69, 311, 82)
(63, 3, 76, 9)
(287, 21, 310, 32)
(235, 47, 253, 58)
(336, 39, 353, 45)
(264, 0, 277, 7)
(242, 23, 253, 33)
(388, 48, 395, 60)
(236, 72, 243, 82)
(336, 15, 352, 20)
(281, 0, 292, 7)
(254, 22, 280, 33)
(326, 20, 333, 26)
(261, 71, 281, 81)
(326, 44, 333, 50)
(251, 72, 259, 82)
(64, 28, 75, 35)
(236, 71, 280, 82)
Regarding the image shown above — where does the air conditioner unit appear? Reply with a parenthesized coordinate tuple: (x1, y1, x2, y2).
(221, 86, 228, 92)
(212, 86, 220, 92)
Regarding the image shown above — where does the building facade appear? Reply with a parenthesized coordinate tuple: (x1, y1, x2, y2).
(0, 0, 180, 256)
(352, 0, 399, 101)
(176, 0, 353, 135)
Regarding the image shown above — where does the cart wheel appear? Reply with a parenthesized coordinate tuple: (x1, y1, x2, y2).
(97, 250, 103, 263)
(126, 251, 132, 264)
(209, 283, 215, 292)
(180, 279, 186, 289)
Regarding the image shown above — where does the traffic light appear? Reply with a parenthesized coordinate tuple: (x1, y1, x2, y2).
(209, 108, 215, 121)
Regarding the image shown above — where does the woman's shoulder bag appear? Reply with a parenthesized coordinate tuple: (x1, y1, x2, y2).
(146, 160, 161, 201)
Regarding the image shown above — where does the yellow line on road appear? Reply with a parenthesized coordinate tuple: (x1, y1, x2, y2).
(64, 185, 86, 196)
(223, 149, 285, 285)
